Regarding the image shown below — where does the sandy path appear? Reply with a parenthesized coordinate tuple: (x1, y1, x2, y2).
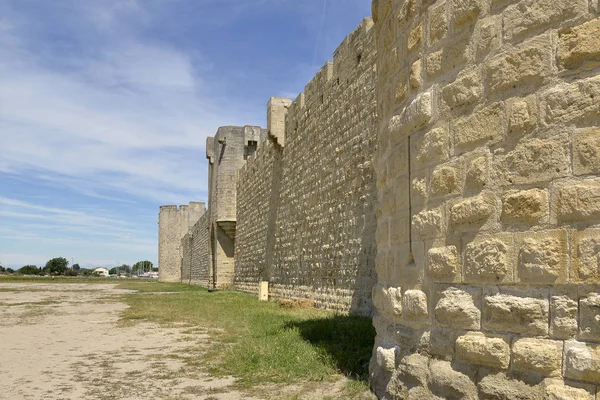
(0, 283, 258, 400)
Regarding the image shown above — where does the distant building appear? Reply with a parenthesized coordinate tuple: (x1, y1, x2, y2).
(93, 267, 109, 277)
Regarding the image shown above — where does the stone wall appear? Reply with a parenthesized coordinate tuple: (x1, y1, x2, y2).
(189, 212, 210, 286)
(370, 0, 600, 398)
(158, 202, 206, 283)
(234, 19, 379, 315)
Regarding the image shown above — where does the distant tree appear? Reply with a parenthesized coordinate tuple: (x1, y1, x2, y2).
(0, 265, 6, 273)
(80, 268, 93, 276)
(132, 261, 153, 274)
(72, 263, 81, 271)
(117, 264, 131, 274)
(6, 268, 14, 273)
(64, 269, 78, 276)
(18, 265, 41, 275)
(109, 267, 118, 275)
(44, 257, 69, 275)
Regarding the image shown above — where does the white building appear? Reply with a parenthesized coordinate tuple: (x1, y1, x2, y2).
(93, 267, 109, 277)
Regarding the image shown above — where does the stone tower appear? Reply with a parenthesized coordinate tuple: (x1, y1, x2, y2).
(158, 202, 205, 282)
(206, 125, 267, 288)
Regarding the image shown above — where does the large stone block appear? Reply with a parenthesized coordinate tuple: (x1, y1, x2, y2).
(455, 332, 510, 368)
(376, 345, 398, 372)
(452, 0, 483, 26)
(410, 58, 422, 89)
(502, 189, 548, 225)
(502, 0, 588, 42)
(553, 179, 600, 223)
(550, 295, 578, 339)
(426, 39, 471, 79)
(428, 1, 449, 45)
(402, 290, 429, 319)
(542, 76, 600, 126)
(388, 91, 432, 137)
(428, 245, 460, 283)
(571, 229, 600, 283)
(431, 162, 461, 198)
(579, 293, 600, 341)
(558, 16, 600, 71)
(412, 126, 449, 167)
(428, 359, 477, 400)
(412, 208, 444, 240)
(544, 382, 595, 400)
(464, 235, 513, 283)
(483, 290, 549, 335)
(516, 230, 568, 284)
(450, 193, 499, 229)
(453, 102, 505, 151)
(442, 69, 482, 111)
(512, 338, 562, 376)
(464, 151, 489, 190)
(434, 286, 481, 330)
(494, 135, 570, 186)
(475, 16, 502, 61)
(508, 95, 537, 135)
(574, 128, 600, 176)
(486, 35, 553, 95)
(407, 20, 422, 53)
(478, 373, 543, 400)
(372, 283, 403, 316)
(564, 341, 600, 383)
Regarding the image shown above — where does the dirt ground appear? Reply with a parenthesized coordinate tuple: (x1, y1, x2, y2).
(0, 283, 268, 400)
(0, 283, 373, 400)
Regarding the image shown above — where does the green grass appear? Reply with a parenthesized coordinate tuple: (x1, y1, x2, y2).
(0, 276, 119, 284)
(116, 282, 375, 390)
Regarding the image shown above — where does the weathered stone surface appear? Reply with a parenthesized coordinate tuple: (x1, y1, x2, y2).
(558, 17, 600, 70)
(412, 208, 444, 239)
(516, 230, 568, 284)
(407, 20, 422, 53)
(483, 291, 549, 335)
(572, 229, 600, 283)
(579, 293, 600, 341)
(512, 338, 563, 376)
(475, 16, 501, 60)
(428, 359, 477, 400)
(372, 284, 402, 316)
(413, 127, 449, 167)
(544, 383, 595, 400)
(426, 39, 471, 79)
(389, 91, 432, 136)
(435, 286, 481, 330)
(464, 237, 511, 283)
(508, 96, 537, 135)
(574, 128, 600, 176)
(564, 342, 600, 383)
(554, 180, 600, 223)
(403, 290, 428, 318)
(542, 76, 600, 126)
(452, 0, 483, 26)
(428, 1, 449, 45)
(450, 193, 498, 228)
(478, 373, 543, 400)
(465, 154, 488, 189)
(376, 345, 398, 372)
(398, 353, 429, 386)
(431, 164, 460, 197)
(455, 332, 510, 368)
(486, 35, 553, 94)
(550, 295, 578, 339)
(494, 135, 570, 186)
(410, 59, 422, 89)
(502, 189, 548, 224)
(442, 69, 482, 111)
(428, 245, 459, 282)
(428, 327, 458, 358)
(453, 102, 505, 150)
(502, 0, 588, 42)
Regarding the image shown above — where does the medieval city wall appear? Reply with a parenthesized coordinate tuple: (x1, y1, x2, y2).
(370, 0, 600, 398)
(234, 19, 379, 315)
(158, 202, 205, 283)
(189, 212, 210, 286)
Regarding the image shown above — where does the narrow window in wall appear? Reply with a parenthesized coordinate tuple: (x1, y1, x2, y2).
(245, 140, 258, 160)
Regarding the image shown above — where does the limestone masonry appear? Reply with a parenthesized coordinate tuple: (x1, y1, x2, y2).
(158, 1, 600, 397)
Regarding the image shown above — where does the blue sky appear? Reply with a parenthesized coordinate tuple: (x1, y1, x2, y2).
(0, 0, 371, 269)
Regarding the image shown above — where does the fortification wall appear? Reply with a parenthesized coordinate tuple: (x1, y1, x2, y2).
(180, 233, 192, 283)
(234, 135, 283, 294)
(370, 0, 600, 398)
(234, 18, 379, 315)
(158, 202, 205, 282)
(189, 212, 210, 286)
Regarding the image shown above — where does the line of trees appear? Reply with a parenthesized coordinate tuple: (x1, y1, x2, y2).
(1, 258, 156, 277)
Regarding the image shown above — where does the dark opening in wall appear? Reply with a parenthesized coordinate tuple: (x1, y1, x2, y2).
(244, 140, 258, 160)
(357, 53, 362, 65)
(320, 94, 324, 104)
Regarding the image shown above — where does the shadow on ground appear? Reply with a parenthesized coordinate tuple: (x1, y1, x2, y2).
(285, 314, 375, 382)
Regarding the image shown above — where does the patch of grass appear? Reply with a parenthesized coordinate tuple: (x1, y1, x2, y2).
(118, 283, 375, 391)
(0, 276, 119, 284)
